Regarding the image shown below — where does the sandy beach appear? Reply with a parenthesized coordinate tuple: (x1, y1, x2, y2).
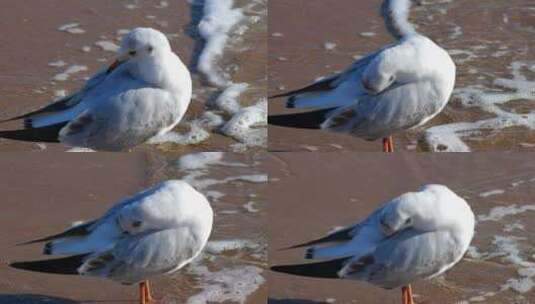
(267, 153, 535, 303)
(269, 0, 535, 152)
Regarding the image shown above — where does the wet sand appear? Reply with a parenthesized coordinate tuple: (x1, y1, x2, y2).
(267, 153, 535, 303)
(268, 0, 535, 152)
(0, 0, 266, 152)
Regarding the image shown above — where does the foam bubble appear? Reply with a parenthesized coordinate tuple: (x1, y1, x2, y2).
(48, 60, 67, 67)
(324, 42, 337, 51)
(57, 22, 86, 34)
(178, 152, 225, 171)
(242, 201, 259, 213)
(221, 99, 267, 147)
(52, 65, 88, 82)
(94, 40, 120, 52)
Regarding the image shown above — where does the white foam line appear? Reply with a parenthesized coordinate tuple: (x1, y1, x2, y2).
(479, 189, 505, 198)
(426, 61, 535, 152)
(205, 239, 259, 254)
(52, 65, 88, 82)
(175, 0, 267, 149)
(478, 204, 535, 222)
(94, 40, 120, 52)
(212, 83, 249, 115)
(187, 262, 264, 304)
(198, 0, 244, 87)
(58, 22, 86, 34)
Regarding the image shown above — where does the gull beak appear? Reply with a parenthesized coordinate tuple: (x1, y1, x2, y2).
(106, 53, 129, 74)
(362, 78, 378, 95)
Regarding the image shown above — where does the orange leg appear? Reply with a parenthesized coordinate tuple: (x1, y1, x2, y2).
(388, 136, 394, 152)
(139, 281, 146, 304)
(382, 136, 394, 153)
(144, 280, 154, 302)
(401, 285, 414, 304)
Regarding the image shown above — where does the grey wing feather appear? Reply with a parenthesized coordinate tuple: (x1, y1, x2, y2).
(286, 203, 389, 250)
(270, 75, 341, 99)
(2, 69, 108, 124)
(18, 220, 97, 246)
(271, 46, 388, 101)
(283, 226, 357, 250)
(85, 229, 198, 283)
(342, 229, 458, 289)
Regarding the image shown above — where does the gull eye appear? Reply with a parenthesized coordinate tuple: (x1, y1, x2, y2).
(405, 218, 412, 224)
(132, 220, 142, 228)
(129, 50, 137, 56)
(147, 45, 154, 53)
(389, 75, 395, 82)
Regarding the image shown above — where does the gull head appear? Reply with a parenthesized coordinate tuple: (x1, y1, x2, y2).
(361, 70, 396, 95)
(106, 28, 172, 75)
(361, 51, 402, 94)
(380, 184, 472, 235)
(379, 202, 413, 236)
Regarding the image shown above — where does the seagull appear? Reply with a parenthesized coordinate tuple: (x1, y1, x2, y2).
(268, 0, 456, 152)
(0, 27, 192, 151)
(271, 184, 475, 304)
(10, 180, 213, 304)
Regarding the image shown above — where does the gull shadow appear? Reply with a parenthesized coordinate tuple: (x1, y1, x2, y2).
(269, 298, 327, 304)
(0, 294, 78, 304)
(185, 0, 206, 72)
(0, 294, 134, 304)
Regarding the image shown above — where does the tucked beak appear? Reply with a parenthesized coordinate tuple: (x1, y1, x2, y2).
(106, 53, 129, 74)
(380, 218, 394, 236)
(362, 78, 378, 95)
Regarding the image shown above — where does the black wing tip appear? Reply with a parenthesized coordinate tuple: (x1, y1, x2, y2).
(24, 118, 33, 129)
(9, 254, 88, 275)
(43, 242, 52, 255)
(305, 248, 314, 259)
(15, 239, 44, 247)
(269, 107, 336, 130)
(0, 122, 66, 143)
(278, 240, 318, 251)
(286, 97, 296, 108)
(270, 257, 349, 279)
(15, 235, 58, 247)
(268, 93, 289, 100)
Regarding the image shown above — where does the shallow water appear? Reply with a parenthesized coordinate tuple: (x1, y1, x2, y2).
(268, 0, 535, 152)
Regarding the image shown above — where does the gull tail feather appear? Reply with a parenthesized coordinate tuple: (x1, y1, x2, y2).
(268, 108, 336, 130)
(269, 77, 337, 100)
(9, 254, 89, 275)
(270, 257, 350, 279)
(281, 227, 354, 251)
(0, 122, 67, 143)
(16, 220, 96, 247)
